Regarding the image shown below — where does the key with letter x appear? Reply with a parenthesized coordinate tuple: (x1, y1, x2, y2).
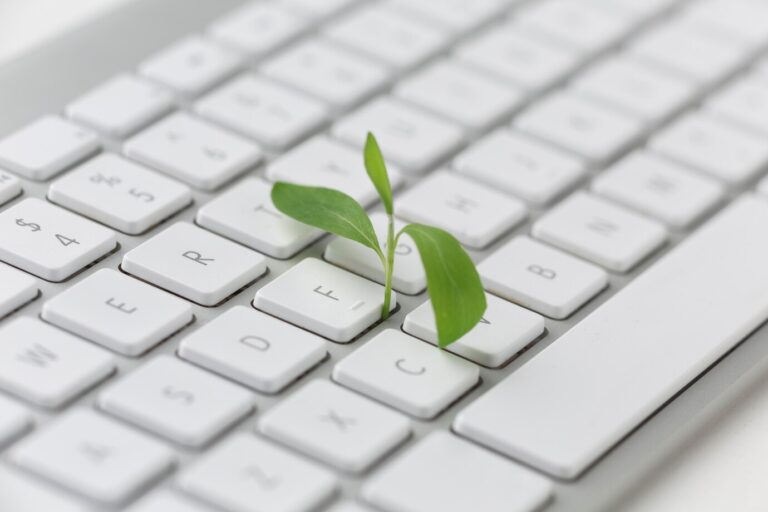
(259, 380, 410, 472)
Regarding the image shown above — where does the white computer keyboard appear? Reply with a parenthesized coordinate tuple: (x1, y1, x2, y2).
(2, 0, 768, 510)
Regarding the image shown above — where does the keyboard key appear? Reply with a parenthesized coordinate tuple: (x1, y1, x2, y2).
(394, 60, 524, 132)
(586, 0, 677, 19)
(479, 236, 608, 319)
(390, 0, 510, 33)
(0, 116, 99, 181)
(571, 55, 696, 122)
(179, 306, 326, 393)
(139, 35, 242, 97)
(328, 502, 376, 512)
(333, 97, 463, 174)
(196, 177, 321, 259)
(0, 395, 30, 447)
(455, 196, 768, 478)
(453, 130, 586, 206)
(0, 465, 91, 512)
(0, 262, 37, 319)
(254, 258, 394, 343)
(395, 170, 527, 249)
(592, 151, 724, 229)
(455, 25, 579, 90)
(533, 192, 667, 272)
(362, 432, 552, 512)
(706, 73, 768, 136)
(325, 5, 448, 70)
(266, 135, 403, 206)
(42, 269, 193, 356)
(325, 213, 426, 295)
(685, 0, 768, 48)
(195, 74, 328, 150)
(99, 356, 253, 447)
(282, 0, 356, 19)
(122, 222, 267, 306)
(262, 39, 390, 108)
(178, 433, 337, 512)
(126, 489, 215, 512)
(650, 111, 768, 185)
(66, 74, 174, 137)
(259, 380, 411, 472)
(48, 153, 192, 234)
(404, 293, 545, 368)
(757, 176, 768, 199)
(514, 92, 643, 163)
(516, 0, 631, 54)
(628, 17, 747, 84)
(0, 317, 114, 407)
(11, 409, 173, 504)
(333, 329, 479, 419)
(208, 3, 308, 58)
(0, 198, 116, 281)
(0, 170, 22, 206)
(125, 112, 263, 191)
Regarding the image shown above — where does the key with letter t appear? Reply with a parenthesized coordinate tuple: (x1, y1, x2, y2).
(254, 258, 395, 343)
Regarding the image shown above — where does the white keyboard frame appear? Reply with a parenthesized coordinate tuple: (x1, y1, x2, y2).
(1, 0, 767, 510)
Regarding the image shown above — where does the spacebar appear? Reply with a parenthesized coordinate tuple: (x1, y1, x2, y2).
(455, 196, 768, 479)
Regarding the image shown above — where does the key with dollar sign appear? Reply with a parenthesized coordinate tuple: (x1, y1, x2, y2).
(15, 218, 41, 232)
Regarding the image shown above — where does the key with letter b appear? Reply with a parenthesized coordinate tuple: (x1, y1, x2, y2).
(479, 236, 608, 319)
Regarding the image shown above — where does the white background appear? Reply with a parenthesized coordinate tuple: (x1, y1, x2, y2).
(0, 0, 130, 64)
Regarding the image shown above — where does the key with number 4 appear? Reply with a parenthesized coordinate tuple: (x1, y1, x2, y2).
(0, 198, 116, 281)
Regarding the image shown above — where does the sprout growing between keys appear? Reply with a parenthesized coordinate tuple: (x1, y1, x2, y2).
(271, 133, 486, 347)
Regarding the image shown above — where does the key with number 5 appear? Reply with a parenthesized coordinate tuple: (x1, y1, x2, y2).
(0, 198, 117, 281)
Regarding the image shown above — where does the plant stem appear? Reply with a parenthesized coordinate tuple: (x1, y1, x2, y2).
(381, 213, 396, 320)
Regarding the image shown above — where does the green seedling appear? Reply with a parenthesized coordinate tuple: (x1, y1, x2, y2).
(271, 133, 486, 347)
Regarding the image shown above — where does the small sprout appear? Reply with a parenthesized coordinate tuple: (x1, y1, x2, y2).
(271, 132, 486, 347)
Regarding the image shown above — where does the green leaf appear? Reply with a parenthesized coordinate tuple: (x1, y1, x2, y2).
(271, 182, 382, 256)
(364, 132, 394, 215)
(398, 224, 487, 347)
